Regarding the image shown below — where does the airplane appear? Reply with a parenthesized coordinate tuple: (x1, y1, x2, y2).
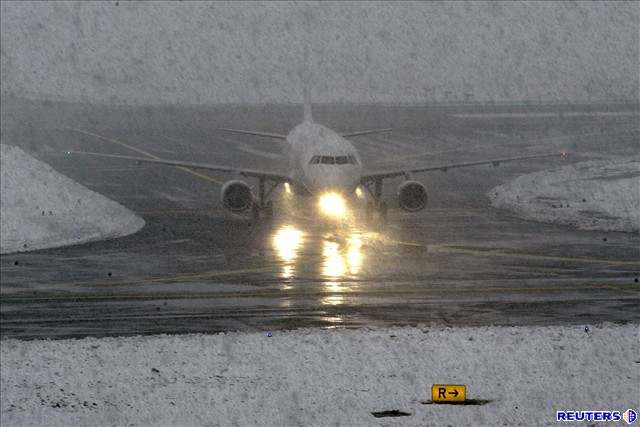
(67, 98, 567, 222)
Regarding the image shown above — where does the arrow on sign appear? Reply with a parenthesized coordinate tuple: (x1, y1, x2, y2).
(431, 384, 466, 403)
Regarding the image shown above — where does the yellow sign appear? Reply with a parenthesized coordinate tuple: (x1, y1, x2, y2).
(431, 384, 466, 403)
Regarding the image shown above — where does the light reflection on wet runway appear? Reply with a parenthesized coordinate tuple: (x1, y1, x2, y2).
(272, 220, 370, 310)
(272, 225, 304, 282)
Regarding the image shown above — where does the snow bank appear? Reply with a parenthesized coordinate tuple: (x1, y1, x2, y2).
(489, 158, 640, 233)
(0, 144, 144, 253)
(1, 324, 637, 426)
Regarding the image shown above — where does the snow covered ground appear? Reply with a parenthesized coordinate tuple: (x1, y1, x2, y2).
(1, 324, 637, 426)
(0, 144, 144, 254)
(489, 157, 640, 233)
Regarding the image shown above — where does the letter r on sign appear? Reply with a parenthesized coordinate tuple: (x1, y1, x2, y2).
(438, 388, 446, 399)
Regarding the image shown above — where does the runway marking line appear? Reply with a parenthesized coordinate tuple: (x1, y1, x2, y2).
(92, 265, 280, 287)
(66, 127, 225, 185)
(2, 281, 637, 303)
(450, 112, 640, 118)
(375, 237, 640, 267)
(0, 265, 282, 292)
(431, 245, 640, 266)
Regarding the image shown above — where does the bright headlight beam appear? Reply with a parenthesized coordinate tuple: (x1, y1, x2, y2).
(318, 192, 346, 218)
(355, 187, 364, 199)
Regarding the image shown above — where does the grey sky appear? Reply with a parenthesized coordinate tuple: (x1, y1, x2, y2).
(1, 1, 638, 105)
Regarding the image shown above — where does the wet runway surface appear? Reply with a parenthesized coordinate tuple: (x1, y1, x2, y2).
(1, 100, 639, 338)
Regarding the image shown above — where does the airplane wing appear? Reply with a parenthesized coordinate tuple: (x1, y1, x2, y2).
(217, 128, 287, 140)
(361, 152, 567, 183)
(218, 127, 392, 139)
(66, 151, 291, 182)
(341, 128, 393, 138)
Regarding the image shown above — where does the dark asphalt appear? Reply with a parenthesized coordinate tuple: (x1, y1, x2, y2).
(1, 100, 639, 338)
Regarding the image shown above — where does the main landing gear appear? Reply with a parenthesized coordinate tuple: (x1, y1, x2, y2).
(252, 200, 274, 222)
(252, 178, 279, 222)
(365, 200, 388, 223)
(362, 178, 388, 224)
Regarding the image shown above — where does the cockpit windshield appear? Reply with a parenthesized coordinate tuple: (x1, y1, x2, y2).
(335, 156, 349, 165)
(309, 155, 358, 165)
(321, 156, 335, 164)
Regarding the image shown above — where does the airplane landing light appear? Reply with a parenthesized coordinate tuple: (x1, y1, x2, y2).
(318, 192, 347, 218)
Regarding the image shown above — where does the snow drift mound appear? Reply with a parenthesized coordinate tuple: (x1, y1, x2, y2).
(488, 157, 640, 233)
(1, 144, 144, 253)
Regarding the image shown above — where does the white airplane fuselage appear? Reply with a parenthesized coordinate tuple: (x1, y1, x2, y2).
(285, 121, 363, 196)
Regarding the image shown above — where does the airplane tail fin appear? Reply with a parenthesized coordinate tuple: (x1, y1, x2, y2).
(301, 42, 313, 122)
(303, 85, 313, 123)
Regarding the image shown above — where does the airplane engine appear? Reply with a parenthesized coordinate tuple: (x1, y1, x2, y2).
(221, 180, 254, 213)
(397, 180, 428, 212)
